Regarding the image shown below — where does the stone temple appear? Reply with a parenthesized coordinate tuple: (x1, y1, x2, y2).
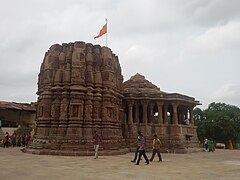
(25, 41, 200, 156)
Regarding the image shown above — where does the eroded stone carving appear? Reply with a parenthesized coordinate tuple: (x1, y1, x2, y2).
(26, 41, 127, 156)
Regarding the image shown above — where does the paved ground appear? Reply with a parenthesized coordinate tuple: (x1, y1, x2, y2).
(0, 147, 240, 180)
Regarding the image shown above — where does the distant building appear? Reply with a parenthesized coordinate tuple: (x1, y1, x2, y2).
(0, 101, 36, 134)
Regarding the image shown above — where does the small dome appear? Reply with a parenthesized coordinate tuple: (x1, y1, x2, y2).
(123, 73, 163, 96)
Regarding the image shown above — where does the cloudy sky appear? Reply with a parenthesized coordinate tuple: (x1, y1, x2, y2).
(0, 0, 240, 109)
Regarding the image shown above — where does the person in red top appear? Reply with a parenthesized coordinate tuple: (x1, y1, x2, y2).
(93, 131, 102, 159)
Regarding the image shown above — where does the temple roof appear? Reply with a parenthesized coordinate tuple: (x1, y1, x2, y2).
(123, 73, 164, 95)
(123, 73, 201, 105)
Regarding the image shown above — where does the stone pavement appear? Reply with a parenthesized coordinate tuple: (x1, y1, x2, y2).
(0, 147, 240, 180)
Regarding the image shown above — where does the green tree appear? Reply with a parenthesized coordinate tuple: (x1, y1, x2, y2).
(194, 102, 240, 146)
(193, 107, 207, 141)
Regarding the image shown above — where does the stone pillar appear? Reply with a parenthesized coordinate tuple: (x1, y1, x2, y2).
(134, 102, 139, 123)
(172, 103, 179, 125)
(157, 102, 163, 125)
(163, 104, 168, 125)
(127, 100, 133, 124)
(141, 100, 148, 124)
(190, 107, 194, 126)
(149, 103, 154, 124)
(183, 107, 188, 120)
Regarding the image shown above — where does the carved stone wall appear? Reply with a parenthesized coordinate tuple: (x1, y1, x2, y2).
(25, 41, 128, 155)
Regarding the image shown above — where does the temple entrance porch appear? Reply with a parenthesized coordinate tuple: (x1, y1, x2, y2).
(122, 74, 201, 153)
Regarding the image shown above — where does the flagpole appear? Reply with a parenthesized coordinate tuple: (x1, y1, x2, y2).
(105, 18, 108, 47)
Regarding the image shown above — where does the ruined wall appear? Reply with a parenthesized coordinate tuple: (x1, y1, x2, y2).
(26, 41, 128, 155)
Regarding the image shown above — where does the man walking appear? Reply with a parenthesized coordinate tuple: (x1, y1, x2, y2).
(135, 133, 149, 165)
(150, 134, 162, 162)
(93, 131, 102, 159)
(131, 131, 141, 163)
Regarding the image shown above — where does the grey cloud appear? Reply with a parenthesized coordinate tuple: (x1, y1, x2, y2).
(186, 0, 240, 26)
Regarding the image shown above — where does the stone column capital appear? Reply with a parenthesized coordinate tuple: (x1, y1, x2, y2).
(141, 101, 148, 124)
(128, 102, 133, 124)
(134, 101, 139, 106)
(149, 102, 154, 109)
(171, 101, 179, 108)
(127, 100, 134, 106)
(172, 103, 179, 125)
(134, 103, 139, 123)
(157, 101, 164, 106)
(140, 99, 148, 106)
(158, 103, 163, 125)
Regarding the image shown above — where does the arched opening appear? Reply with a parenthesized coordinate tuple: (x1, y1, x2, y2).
(167, 105, 173, 124)
(133, 104, 136, 123)
(153, 104, 158, 124)
(153, 112, 158, 124)
(147, 105, 150, 123)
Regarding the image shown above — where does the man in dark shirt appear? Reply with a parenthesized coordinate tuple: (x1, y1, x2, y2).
(131, 131, 141, 163)
(135, 133, 149, 165)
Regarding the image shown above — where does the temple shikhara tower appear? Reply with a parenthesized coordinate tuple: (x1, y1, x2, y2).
(25, 41, 200, 155)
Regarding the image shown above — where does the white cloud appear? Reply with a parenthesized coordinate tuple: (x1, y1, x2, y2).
(176, 20, 240, 64)
(211, 84, 240, 107)
(194, 21, 240, 51)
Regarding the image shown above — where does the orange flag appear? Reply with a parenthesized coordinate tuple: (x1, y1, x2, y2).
(94, 23, 107, 39)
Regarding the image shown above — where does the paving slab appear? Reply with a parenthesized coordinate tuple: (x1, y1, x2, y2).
(0, 147, 240, 180)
